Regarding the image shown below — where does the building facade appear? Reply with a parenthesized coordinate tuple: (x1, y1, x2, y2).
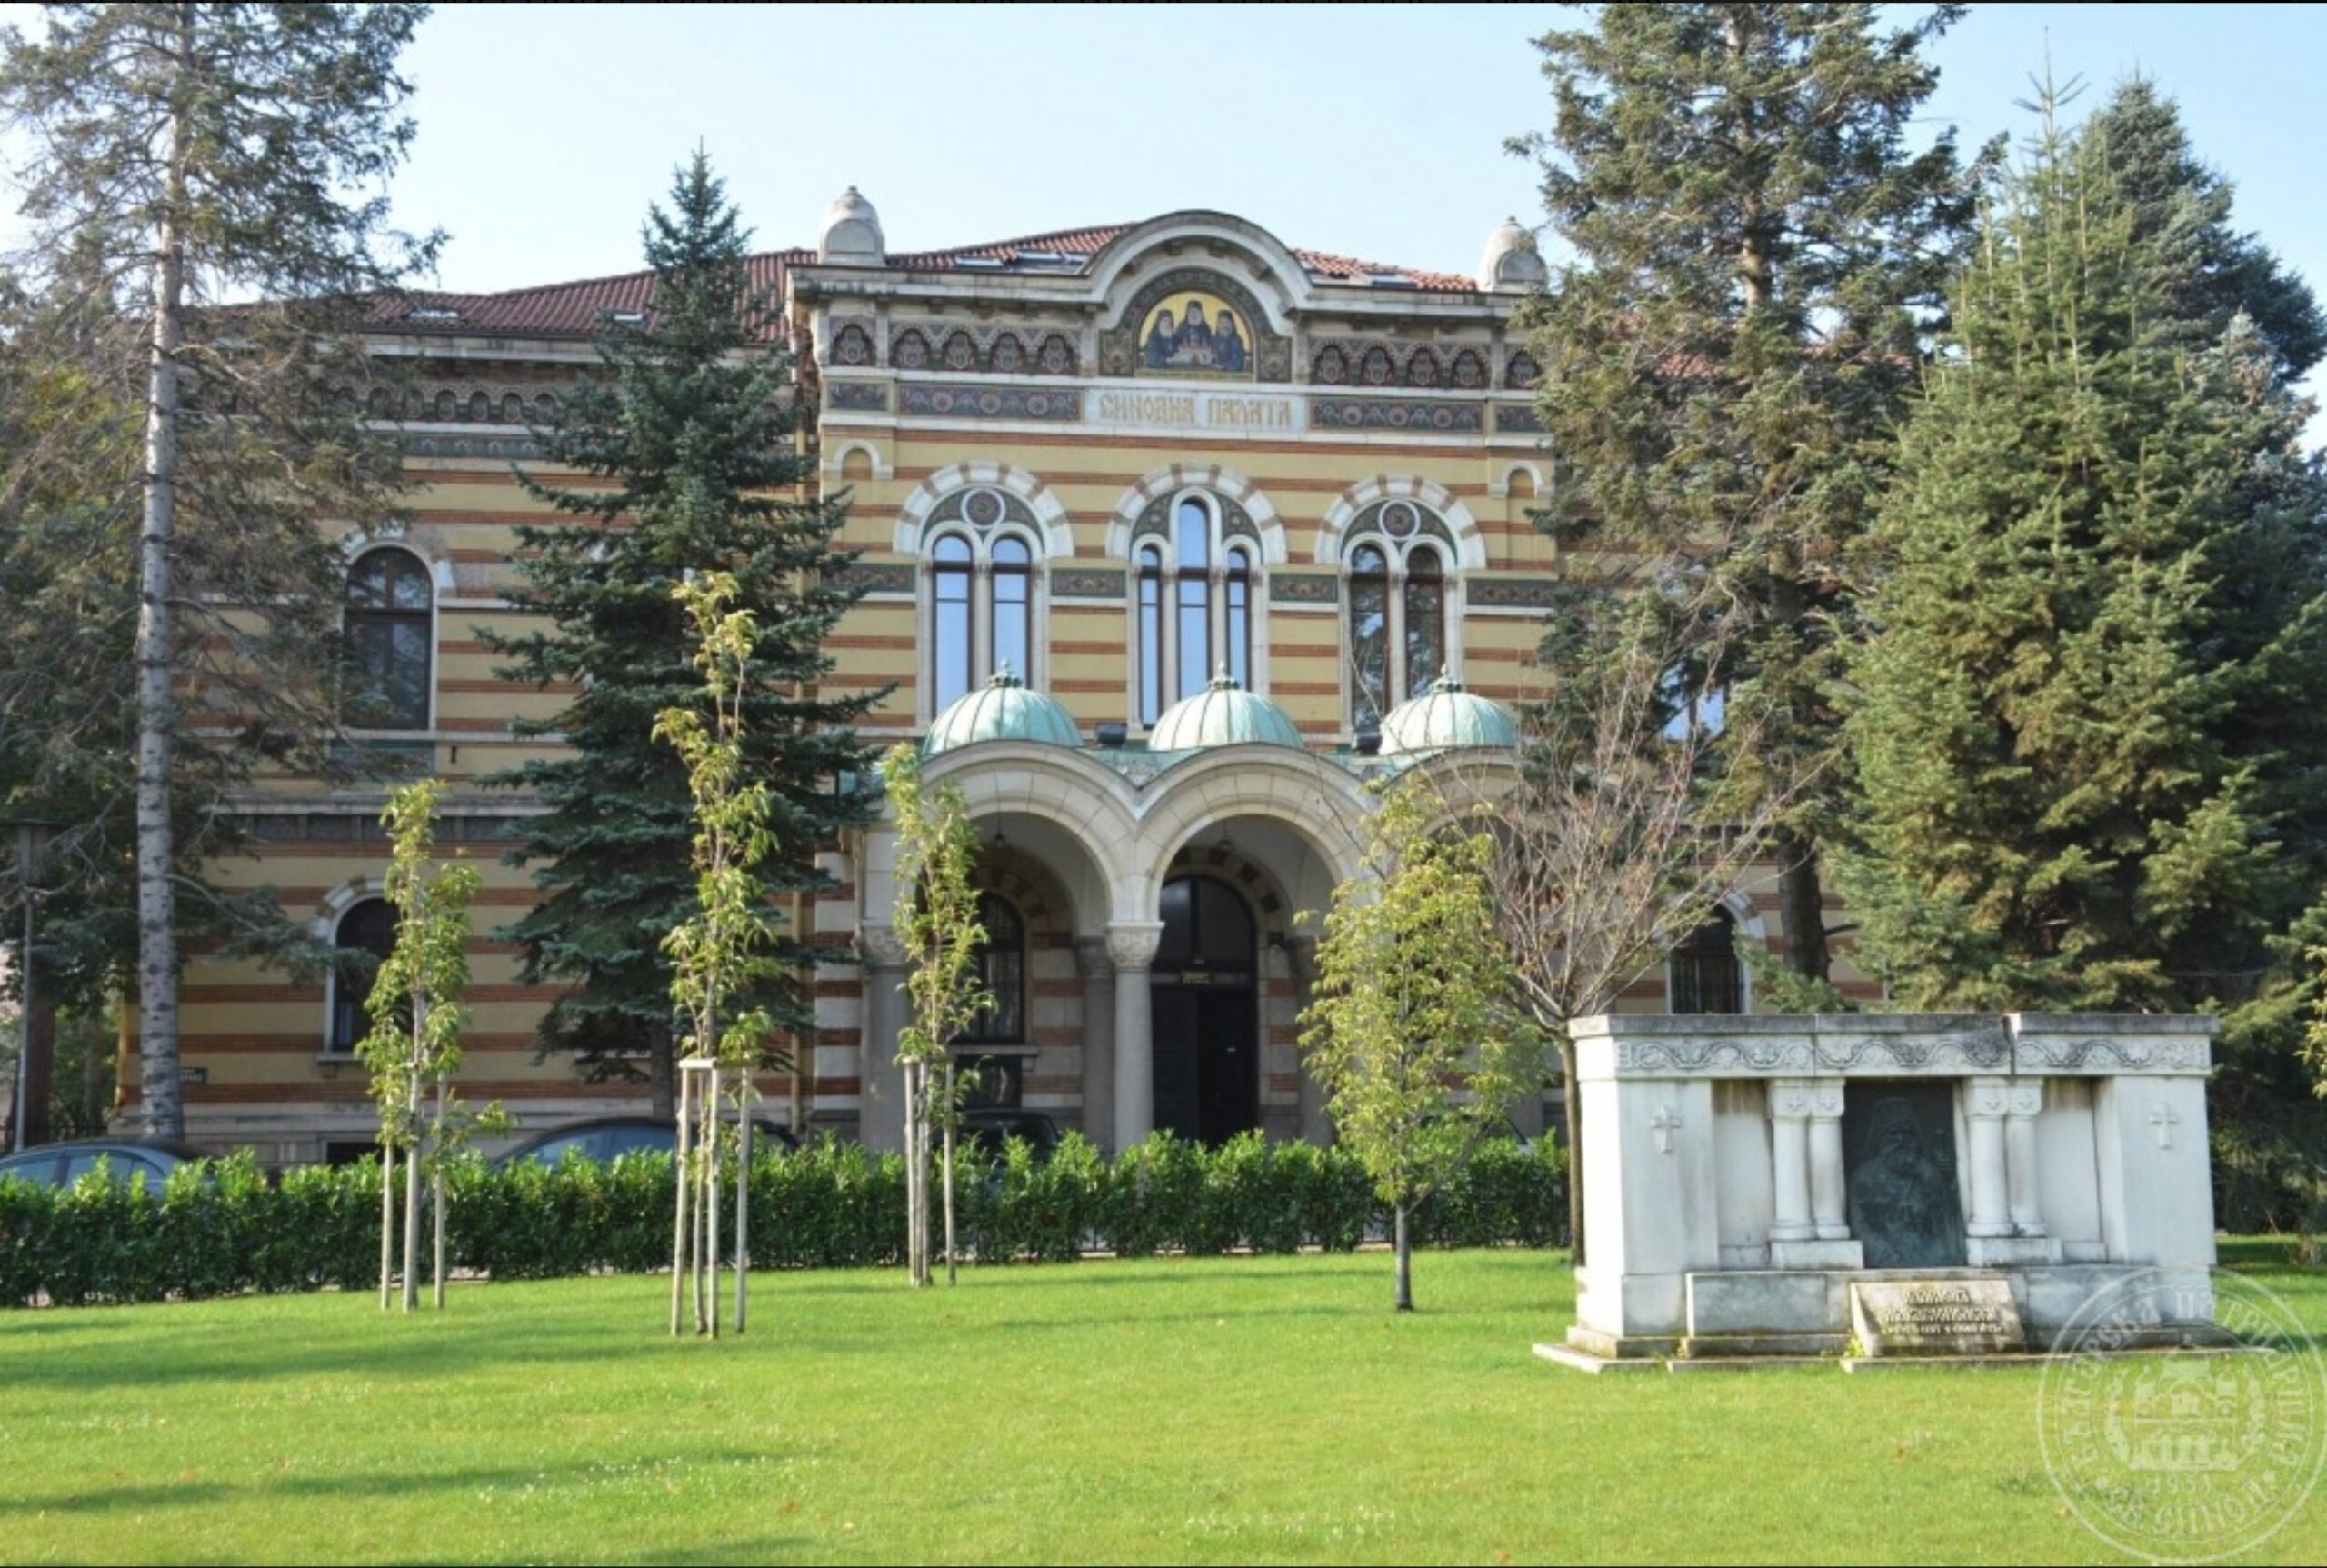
(156, 197, 1872, 1164)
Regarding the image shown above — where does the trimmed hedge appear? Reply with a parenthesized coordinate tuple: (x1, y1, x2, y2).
(0, 1131, 1566, 1308)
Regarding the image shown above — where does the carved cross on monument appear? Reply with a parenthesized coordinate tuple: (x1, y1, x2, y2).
(1650, 1105, 1681, 1155)
(2149, 1102, 2181, 1150)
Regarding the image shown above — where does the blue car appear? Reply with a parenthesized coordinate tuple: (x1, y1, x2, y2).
(0, 1138, 212, 1194)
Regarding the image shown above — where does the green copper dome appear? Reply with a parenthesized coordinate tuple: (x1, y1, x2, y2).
(1379, 672, 1518, 756)
(925, 668, 1083, 754)
(1148, 669, 1305, 751)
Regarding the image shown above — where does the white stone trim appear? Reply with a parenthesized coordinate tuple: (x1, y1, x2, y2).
(823, 437, 892, 484)
(1314, 474, 1487, 572)
(1487, 460, 1546, 501)
(1104, 463, 1287, 565)
(894, 461, 1074, 561)
(315, 877, 390, 1057)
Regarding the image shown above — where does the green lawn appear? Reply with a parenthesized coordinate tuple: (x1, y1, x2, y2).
(2, 1245, 2322, 1565)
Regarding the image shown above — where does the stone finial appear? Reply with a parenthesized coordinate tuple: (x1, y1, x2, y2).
(819, 185, 885, 265)
(1477, 215, 1547, 294)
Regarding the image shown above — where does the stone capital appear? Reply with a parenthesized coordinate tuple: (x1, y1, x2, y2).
(1105, 920, 1165, 971)
(1965, 1074, 2012, 1121)
(2003, 1083, 2044, 1120)
(1769, 1077, 1819, 1122)
(858, 924, 910, 971)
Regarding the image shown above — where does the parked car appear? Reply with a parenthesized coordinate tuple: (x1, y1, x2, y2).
(0, 1138, 213, 1194)
(493, 1114, 798, 1169)
(954, 1108, 1064, 1163)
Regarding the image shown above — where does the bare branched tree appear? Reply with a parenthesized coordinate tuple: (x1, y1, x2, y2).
(1420, 566, 1813, 1262)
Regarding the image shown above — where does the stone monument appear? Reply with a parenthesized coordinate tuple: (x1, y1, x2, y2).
(1540, 1013, 2220, 1367)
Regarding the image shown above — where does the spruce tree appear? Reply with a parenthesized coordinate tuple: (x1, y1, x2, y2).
(486, 155, 874, 1116)
(1515, 4, 1983, 984)
(1836, 89, 2327, 1017)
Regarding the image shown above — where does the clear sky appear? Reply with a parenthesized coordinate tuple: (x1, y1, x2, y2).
(3, 4, 2322, 427)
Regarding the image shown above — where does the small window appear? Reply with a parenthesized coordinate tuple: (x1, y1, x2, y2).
(993, 536, 1032, 681)
(327, 899, 399, 1054)
(1224, 546, 1253, 694)
(1403, 547, 1446, 701)
(1348, 544, 1391, 731)
(1669, 908, 1745, 1014)
(345, 549, 434, 732)
(1137, 546, 1164, 727)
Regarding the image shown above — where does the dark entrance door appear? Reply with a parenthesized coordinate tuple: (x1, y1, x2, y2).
(1151, 875, 1260, 1145)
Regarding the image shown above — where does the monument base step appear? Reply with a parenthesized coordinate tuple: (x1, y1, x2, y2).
(1533, 1342, 1664, 1374)
(1679, 1332, 1848, 1358)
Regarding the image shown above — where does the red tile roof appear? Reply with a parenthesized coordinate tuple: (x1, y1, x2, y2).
(365, 223, 1476, 341)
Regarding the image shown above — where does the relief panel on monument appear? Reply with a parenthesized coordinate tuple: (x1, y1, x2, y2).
(1843, 1080, 1967, 1270)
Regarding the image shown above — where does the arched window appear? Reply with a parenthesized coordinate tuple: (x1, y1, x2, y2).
(1174, 498, 1212, 701)
(992, 536, 1032, 682)
(326, 898, 398, 1054)
(924, 516, 1047, 715)
(1669, 907, 1746, 1014)
(1224, 546, 1253, 693)
(1135, 493, 1267, 728)
(1348, 543, 1391, 732)
(961, 892, 1025, 1044)
(1340, 501, 1464, 734)
(1138, 545, 1164, 726)
(932, 534, 974, 711)
(1403, 547, 1446, 702)
(345, 547, 433, 732)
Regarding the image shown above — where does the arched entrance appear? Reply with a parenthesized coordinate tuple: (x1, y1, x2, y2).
(1151, 874, 1260, 1144)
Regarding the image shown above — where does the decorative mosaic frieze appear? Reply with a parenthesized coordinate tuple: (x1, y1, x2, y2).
(1269, 573, 1340, 605)
(1347, 498, 1457, 554)
(826, 380, 889, 412)
(1311, 339, 1492, 392)
(1494, 401, 1545, 434)
(898, 383, 1083, 421)
(926, 485, 1039, 533)
(400, 431, 544, 461)
(885, 323, 1079, 376)
(1098, 268, 1293, 383)
(1052, 568, 1127, 599)
(1309, 397, 1485, 434)
(835, 561, 915, 596)
(1466, 576, 1562, 610)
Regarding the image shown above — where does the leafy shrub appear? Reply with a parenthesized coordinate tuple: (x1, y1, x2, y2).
(0, 1134, 1565, 1307)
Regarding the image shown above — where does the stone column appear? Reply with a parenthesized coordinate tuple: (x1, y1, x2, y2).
(1768, 1080, 1815, 1243)
(1964, 1076, 2013, 1239)
(1108, 921, 1164, 1150)
(1074, 938, 1116, 1151)
(1807, 1081, 1849, 1241)
(2004, 1082, 2046, 1237)
(1284, 935, 1332, 1144)
(856, 924, 910, 1154)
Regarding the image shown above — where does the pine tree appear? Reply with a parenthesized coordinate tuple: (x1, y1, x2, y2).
(485, 154, 875, 1116)
(1836, 87, 2327, 1017)
(2084, 79, 2326, 387)
(0, 5, 440, 1136)
(1514, 3, 1984, 984)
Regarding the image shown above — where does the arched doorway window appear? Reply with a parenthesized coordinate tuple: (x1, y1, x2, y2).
(345, 547, 434, 731)
(325, 898, 399, 1054)
(1668, 906, 1746, 1014)
(1152, 875, 1260, 1144)
(961, 892, 1025, 1045)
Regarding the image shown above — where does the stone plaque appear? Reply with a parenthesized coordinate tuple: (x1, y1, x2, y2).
(1843, 1080, 1967, 1269)
(1850, 1278, 2026, 1356)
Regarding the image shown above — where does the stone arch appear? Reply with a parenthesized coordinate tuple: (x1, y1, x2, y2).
(1129, 749, 1370, 924)
(1315, 474, 1487, 572)
(1105, 464, 1288, 565)
(1489, 460, 1545, 501)
(889, 744, 1144, 928)
(823, 437, 892, 484)
(895, 461, 1074, 560)
(336, 527, 456, 597)
(1086, 212, 1311, 336)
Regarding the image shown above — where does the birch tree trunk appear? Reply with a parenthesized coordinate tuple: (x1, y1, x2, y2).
(378, 1139, 395, 1310)
(734, 1098, 750, 1335)
(400, 1051, 421, 1313)
(670, 1070, 691, 1336)
(135, 3, 195, 1141)
(431, 1074, 447, 1309)
(942, 1060, 958, 1288)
